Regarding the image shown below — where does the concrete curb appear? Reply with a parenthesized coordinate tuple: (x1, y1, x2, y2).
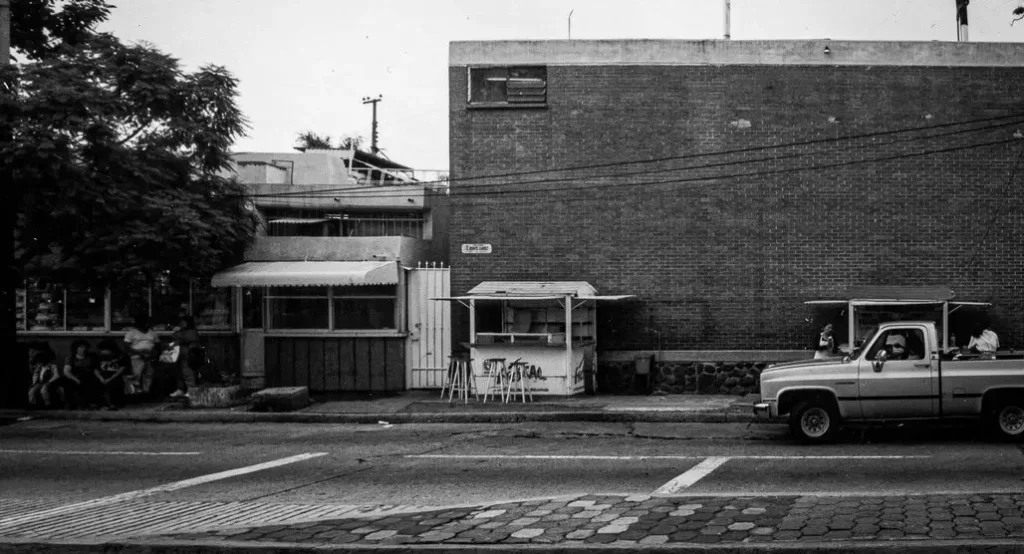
(0, 409, 775, 425)
(3, 537, 1024, 553)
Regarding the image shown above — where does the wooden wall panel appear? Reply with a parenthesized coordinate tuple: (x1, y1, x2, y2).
(385, 339, 405, 390)
(369, 339, 387, 391)
(294, 339, 309, 390)
(323, 340, 340, 391)
(354, 339, 371, 390)
(339, 339, 356, 390)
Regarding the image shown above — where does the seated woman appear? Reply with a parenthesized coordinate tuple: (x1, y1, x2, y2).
(27, 344, 61, 409)
(62, 340, 98, 409)
(95, 340, 129, 410)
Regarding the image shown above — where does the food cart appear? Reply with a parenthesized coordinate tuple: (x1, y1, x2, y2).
(435, 281, 632, 397)
(805, 285, 990, 354)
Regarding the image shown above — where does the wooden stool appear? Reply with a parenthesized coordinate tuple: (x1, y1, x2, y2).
(479, 358, 507, 403)
(505, 360, 533, 403)
(443, 355, 473, 404)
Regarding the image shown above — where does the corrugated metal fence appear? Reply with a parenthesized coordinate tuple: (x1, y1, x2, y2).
(406, 263, 451, 389)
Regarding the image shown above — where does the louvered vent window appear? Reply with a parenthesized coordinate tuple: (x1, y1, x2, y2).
(469, 67, 546, 106)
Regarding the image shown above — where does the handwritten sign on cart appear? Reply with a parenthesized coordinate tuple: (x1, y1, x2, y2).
(461, 243, 492, 254)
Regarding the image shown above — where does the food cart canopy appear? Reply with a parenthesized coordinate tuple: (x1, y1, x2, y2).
(432, 281, 634, 302)
(211, 261, 398, 287)
(804, 285, 978, 305)
(468, 281, 599, 297)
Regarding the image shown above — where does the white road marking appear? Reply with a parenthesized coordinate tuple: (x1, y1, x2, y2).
(406, 454, 931, 460)
(0, 452, 327, 529)
(0, 450, 201, 456)
(654, 456, 731, 494)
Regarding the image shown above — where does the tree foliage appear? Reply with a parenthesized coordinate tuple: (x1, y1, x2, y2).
(2, 0, 258, 288)
(294, 131, 364, 152)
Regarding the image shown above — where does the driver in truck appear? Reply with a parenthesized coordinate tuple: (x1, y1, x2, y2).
(884, 332, 923, 360)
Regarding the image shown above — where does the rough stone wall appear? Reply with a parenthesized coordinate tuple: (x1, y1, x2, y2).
(598, 360, 769, 396)
(448, 60, 1024, 352)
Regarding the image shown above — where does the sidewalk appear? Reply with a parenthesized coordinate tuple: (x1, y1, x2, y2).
(3, 492, 1023, 553)
(0, 391, 771, 425)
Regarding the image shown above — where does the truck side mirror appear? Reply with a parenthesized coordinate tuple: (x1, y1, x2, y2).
(872, 350, 888, 372)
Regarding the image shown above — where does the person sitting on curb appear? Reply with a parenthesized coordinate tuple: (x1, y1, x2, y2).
(27, 344, 61, 409)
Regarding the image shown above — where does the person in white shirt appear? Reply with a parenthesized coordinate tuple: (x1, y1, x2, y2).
(968, 324, 1000, 359)
(814, 323, 835, 360)
(124, 316, 158, 393)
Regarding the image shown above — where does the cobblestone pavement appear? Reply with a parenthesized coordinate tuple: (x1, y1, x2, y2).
(161, 493, 1024, 547)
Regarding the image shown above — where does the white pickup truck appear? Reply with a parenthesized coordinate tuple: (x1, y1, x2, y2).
(754, 321, 1024, 442)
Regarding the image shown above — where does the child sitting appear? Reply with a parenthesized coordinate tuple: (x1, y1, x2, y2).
(27, 344, 61, 408)
(95, 340, 129, 410)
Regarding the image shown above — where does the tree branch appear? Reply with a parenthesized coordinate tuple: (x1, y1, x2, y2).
(118, 118, 153, 145)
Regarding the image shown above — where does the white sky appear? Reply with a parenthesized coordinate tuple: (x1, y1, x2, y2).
(100, 0, 1024, 171)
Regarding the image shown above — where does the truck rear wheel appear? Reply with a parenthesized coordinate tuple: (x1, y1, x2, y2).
(790, 399, 839, 443)
(992, 401, 1024, 441)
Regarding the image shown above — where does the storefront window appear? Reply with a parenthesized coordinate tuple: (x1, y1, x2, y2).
(268, 287, 329, 330)
(65, 287, 105, 331)
(242, 287, 264, 329)
(194, 284, 233, 330)
(25, 281, 63, 331)
(111, 286, 149, 331)
(332, 285, 396, 329)
(151, 280, 190, 331)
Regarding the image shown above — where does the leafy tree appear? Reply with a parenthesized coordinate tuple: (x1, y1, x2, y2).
(294, 131, 364, 152)
(1, 0, 258, 404)
(294, 131, 335, 151)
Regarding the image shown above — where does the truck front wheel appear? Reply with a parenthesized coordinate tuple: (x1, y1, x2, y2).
(992, 401, 1024, 441)
(790, 399, 839, 443)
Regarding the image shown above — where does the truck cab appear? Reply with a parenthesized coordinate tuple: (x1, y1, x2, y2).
(754, 321, 1024, 442)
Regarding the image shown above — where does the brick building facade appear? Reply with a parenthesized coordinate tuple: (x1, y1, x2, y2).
(448, 40, 1024, 358)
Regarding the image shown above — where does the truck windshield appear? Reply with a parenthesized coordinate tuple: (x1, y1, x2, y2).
(850, 326, 879, 360)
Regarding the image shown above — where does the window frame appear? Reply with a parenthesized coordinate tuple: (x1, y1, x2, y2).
(467, 66, 548, 108)
(17, 280, 236, 335)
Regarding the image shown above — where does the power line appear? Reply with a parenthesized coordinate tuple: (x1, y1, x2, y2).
(446, 136, 1019, 205)
(242, 116, 1024, 201)
(955, 143, 1024, 280)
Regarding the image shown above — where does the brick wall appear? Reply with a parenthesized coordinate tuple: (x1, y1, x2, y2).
(448, 63, 1024, 351)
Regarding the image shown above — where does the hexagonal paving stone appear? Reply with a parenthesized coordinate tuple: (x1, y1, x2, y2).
(565, 530, 594, 540)
(640, 535, 669, 544)
(728, 522, 755, 531)
(510, 528, 545, 539)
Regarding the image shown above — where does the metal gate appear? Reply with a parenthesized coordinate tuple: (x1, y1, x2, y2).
(406, 263, 450, 389)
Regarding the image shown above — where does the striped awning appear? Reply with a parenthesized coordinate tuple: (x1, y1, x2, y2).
(211, 261, 398, 287)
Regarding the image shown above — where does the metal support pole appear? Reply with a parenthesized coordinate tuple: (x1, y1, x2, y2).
(362, 95, 382, 154)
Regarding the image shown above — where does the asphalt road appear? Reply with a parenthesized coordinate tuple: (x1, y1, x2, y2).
(1, 419, 1022, 512)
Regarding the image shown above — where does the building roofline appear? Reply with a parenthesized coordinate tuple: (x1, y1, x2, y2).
(449, 39, 1024, 68)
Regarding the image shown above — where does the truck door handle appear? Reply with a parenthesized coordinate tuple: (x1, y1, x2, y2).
(914, 363, 930, 368)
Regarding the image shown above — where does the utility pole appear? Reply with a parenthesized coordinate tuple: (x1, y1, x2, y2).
(362, 95, 382, 155)
(724, 0, 731, 40)
(1, 0, 10, 64)
(956, 0, 969, 41)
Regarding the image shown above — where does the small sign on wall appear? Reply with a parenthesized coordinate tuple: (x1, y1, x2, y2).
(461, 243, 492, 254)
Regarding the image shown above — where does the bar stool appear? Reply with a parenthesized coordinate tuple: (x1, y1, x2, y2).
(479, 358, 507, 403)
(443, 354, 473, 404)
(505, 360, 534, 403)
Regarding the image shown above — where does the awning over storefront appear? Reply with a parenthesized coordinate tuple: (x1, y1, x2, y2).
(211, 261, 398, 287)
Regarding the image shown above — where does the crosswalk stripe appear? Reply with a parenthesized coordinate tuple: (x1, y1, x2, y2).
(654, 456, 732, 494)
(0, 452, 326, 530)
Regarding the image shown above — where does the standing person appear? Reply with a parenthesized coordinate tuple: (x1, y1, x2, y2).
(814, 323, 835, 360)
(968, 323, 1000, 359)
(62, 340, 98, 409)
(27, 344, 61, 408)
(124, 316, 158, 395)
(94, 340, 128, 410)
(169, 315, 200, 398)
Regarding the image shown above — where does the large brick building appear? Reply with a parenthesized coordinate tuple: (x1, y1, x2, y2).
(448, 40, 1024, 364)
